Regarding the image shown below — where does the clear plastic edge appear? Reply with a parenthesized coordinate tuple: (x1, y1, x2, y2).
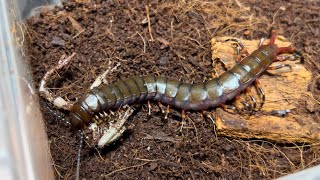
(277, 165, 320, 180)
(0, 0, 55, 179)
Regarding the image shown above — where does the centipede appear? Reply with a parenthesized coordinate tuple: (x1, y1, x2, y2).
(40, 30, 302, 180)
(68, 30, 299, 130)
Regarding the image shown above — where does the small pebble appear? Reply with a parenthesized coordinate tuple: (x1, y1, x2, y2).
(51, 36, 65, 46)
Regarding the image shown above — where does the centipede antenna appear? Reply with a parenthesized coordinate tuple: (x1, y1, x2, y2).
(43, 102, 71, 127)
(75, 130, 84, 180)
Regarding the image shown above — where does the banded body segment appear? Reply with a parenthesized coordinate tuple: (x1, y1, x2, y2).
(217, 72, 240, 93)
(143, 75, 157, 99)
(239, 56, 264, 76)
(107, 84, 124, 109)
(162, 79, 181, 105)
(120, 78, 140, 104)
(217, 71, 242, 101)
(188, 83, 208, 110)
(97, 85, 117, 109)
(205, 79, 224, 107)
(114, 80, 133, 106)
(154, 77, 168, 100)
(131, 76, 148, 102)
(229, 64, 252, 84)
(174, 84, 192, 109)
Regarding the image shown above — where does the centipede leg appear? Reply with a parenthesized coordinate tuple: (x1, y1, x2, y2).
(254, 80, 265, 110)
(221, 104, 238, 113)
(245, 88, 257, 113)
(241, 100, 252, 113)
(267, 64, 292, 71)
(225, 38, 249, 61)
(233, 96, 247, 114)
(233, 95, 252, 114)
(202, 111, 217, 138)
(165, 105, 170, 119)
(275, 51, 303, 63)
(158, 102, 165, 114)
(147, 101, 151, 116)
(179, 110, 187, 132)
(212, 58, 229, 78)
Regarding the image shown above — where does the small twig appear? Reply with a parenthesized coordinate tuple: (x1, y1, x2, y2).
(73, 28, 85, 39)
(145, 5, 154, 41)
(187, 116, 199, 143)
(48, 143, 63, 178)
(137, 32, 146, 53)
(39, 53, 76, 110)
(67, 15, 85, 33)
(102, 162, 149, 177)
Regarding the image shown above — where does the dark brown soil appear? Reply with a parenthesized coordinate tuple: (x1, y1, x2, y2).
(24, 0, 320, 179)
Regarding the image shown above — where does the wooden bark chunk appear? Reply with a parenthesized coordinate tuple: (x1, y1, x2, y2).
(211, 36, 316, 143)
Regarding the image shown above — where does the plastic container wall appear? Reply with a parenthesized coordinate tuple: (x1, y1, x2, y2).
(0, 0, 59, 179)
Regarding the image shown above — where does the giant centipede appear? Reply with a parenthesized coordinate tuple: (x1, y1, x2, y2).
(69, 30, 298, 130)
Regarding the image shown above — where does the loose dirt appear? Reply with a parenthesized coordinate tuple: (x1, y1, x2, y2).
(24, 0, 320, 179)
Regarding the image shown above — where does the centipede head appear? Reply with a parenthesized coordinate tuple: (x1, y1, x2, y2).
(69, 101, 94, 130)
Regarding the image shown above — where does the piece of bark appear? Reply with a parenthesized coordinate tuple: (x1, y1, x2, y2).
(211, 36, 315, 143)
